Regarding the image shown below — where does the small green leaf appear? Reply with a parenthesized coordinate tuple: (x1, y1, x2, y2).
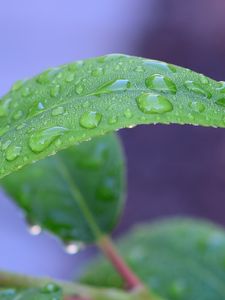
(0, 54, 225, 179)
(1, 133, 125, 243)
(0, 284, 62, 300)
(81, 218, 225, 300)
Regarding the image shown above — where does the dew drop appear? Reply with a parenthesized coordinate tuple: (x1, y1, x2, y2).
(91, 67, 104, 77)
(75, 84, 84, 95)
(216, 81, 225, 93)
(144, 60, 177, 73)
(184, 80, 212, 98)
(64, 241, 84, 255)
(188, 101, 205, 112)
(36, 71, 50, 84)
(21, 87, 32, 97)
(216, 97, 225, 107)
(145, 74, 177, 94)
(108, 116, 118, 125)
(136, 92, 173, 114)
(92, 79, 131, 96)
(29, 126, 69, 153)
(79, 111, 102, 129)
(5, 145, 22, 161)
(51, 106, 65, 116)
(28, 224, 42, 236)
(124, 108, 132, 119)
(50, 85, 60, 97)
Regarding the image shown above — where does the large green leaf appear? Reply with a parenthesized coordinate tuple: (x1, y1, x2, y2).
(1, 133, 125, 243)
(0, 54, 225, 179)
(0, 284, 62, 300)
(81, 218, 225, 300)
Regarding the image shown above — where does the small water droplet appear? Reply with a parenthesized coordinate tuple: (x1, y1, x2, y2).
(36, 71, 50, 84)
(216, 97, 225, 107)
(188, 101, 205, 112)
(64, 241, 84, 255)
(22, 87, 32, 97)
(91, 67, 104, 77)
(92, 79, 131, 96)
(108, 116, 118, 125)
(65, 72, 74, 82)
(216, 81, 225, 93)
(134, 65, 145, 72)
(28, 224, 42, 236)
(75, 84, 84, 95)
(124, 108, 132, 118)
(29, 126, 69, 153)
(28, 101, 45, 116)
(184, 80, 212, 98)
(199, 74, 209, 84)
(5, 145, 22, 161)
(144, 60, 177, 73)
(51, 106, 65, 116)
(136, 92, 173, 114)
(145, 74, 177, 94)
(80, 111, 102, 129)
(50, 85, 60, 97)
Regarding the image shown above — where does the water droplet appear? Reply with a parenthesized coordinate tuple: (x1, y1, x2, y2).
(13, 110, 24, 120)
(216, 81, 225, 93)
(145, 74, 177, 94)
(51, 106, 65, 116)
(92, 79, 131, 96)
(42, 283, 60, 294)
(124, 108, 132, 119)
(29, 126, 69, 153)
(36, 71, 50, 84)
(108, 116, 118, 125)
(188, 101, 205, 112)
(28, 224, 42, 236)
(28, 101, 45, 116)
(216, 97, 225, 107)
(136, 92, 173, 114)
(144, 60, 177, 73)
(134, 65, 145, 72)
(50, 85, 60, 97)
(22, 87, 32, 97)
(80, 111, 102, 129)
(184, 80, 212, 98)
(65, 72, 74, 82)
(5, 145, 22, 161)
(199, 74, 209, 84)
(64, 241, 84, 255)
(75, 84, 84, 95)
(11, 80, 24, 91)
(91, 67, 104, 77)
(2, 140, 11, 150)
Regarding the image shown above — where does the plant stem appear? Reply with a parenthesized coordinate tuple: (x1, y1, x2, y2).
(98, 236, 143, 290)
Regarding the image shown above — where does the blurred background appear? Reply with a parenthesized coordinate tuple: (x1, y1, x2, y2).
(0, 0, 225, 280)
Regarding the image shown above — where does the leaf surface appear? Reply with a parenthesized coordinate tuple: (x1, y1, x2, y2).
(0, 54, 225, 179)
(81, 218, 225, 300)
(1, 133, 125, 243)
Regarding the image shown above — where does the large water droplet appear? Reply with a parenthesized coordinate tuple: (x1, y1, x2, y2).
(92, 79, 131, 96)
(216, 97, 225, 107)
(5, 145, 22, 161)
(136, 92, 173, 114)
(28, 224, 42, 236)
(188, 101, 205, 112)
(29, 126, 69, 153)
(145, 74, 177, 94)
(51, 106, 65, 116)
(80, 111, 102, 129)
(144, 60, 177, 73)
(64, 241, 84, 255)
(184, 80, 212, 98)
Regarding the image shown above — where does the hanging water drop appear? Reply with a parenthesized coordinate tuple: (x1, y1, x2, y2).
(145, 74, 177, 94)
(29, 126, 69, 153)
(64, 241, 84, 255)
(79, 111, 102, 129)
(28, 224, 42, 236)
(136, 92, 173, 114)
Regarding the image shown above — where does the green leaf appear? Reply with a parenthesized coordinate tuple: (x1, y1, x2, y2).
(1, 133, 125, 243)
(0, 54, 225, 179)
(81, 218, 225, 300)
(0, 284, 62, 300)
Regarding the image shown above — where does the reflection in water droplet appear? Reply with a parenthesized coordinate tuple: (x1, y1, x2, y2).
(188, 101, 205, 113)
(92, 79, 131, 96)
(28, 224, 42, 236)
(136, 92, 173, 114)
(5, 145, 22, 161)
(80, 111, 102, 129)
(184, 81, 212, 98)
(144, 60, 177, 73)
(216, 97, 225, 107)
(145, 74, 177, 94)
(51, 106, 65, 116)
(29, 126, 69, 153)
(64, 242, 84, 255)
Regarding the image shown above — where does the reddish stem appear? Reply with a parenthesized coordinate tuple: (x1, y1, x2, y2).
(98, 236, 143, 290)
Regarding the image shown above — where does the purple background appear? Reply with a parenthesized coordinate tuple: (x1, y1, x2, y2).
(0, 0, 225, 280)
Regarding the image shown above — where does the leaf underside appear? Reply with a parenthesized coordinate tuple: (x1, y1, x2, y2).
(1, 133, 125, 243)
(81, 218, 225, 300)
(0, 54, 225, 179)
